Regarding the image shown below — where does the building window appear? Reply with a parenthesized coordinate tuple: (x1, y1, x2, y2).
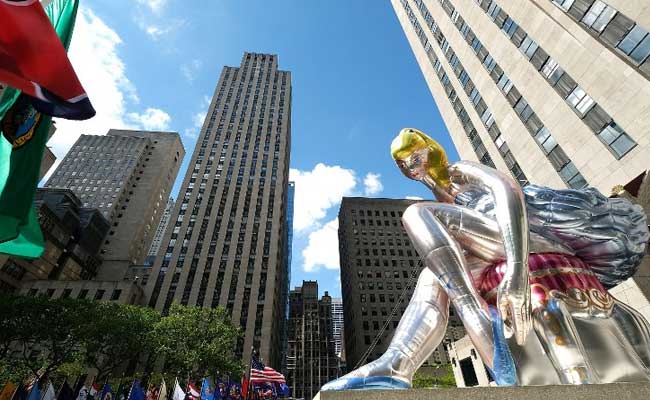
(111, 289, 122, 301)
(78, 289, 89, 299)
(94, 290, 106, 300)
(581, 1, 616, 33)
(552, 0, 575, 11)
(597, 122, 636, 158)
(617, 25, 650, 64)
(566, 86, 595, 116)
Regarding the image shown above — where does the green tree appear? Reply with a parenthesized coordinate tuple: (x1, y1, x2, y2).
(412, 364, 456, 389)
(152, 303, 244, 378)
(84, 302, 161, 381)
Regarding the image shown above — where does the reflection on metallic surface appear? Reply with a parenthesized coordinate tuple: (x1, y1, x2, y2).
(322, 128, 650, 391)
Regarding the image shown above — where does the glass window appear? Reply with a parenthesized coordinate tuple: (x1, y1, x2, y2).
(630, 33, 650, 64)
(559, 162, 579, 182)
(566, 86, 595, 116)
(582, 1, 616, 33)
(497, 74, 513, 94)
(519, 36, 539, 59)
(618, 25, 649, 59)
(568, 173, 588, 189)
(541, 135, 558, 154)
(535, 127, 551, 144)
(502, 17, 518, 38)
(541, 58, 564, 85)
(610, 133, 636, 157)
(552, 0, 575, 11)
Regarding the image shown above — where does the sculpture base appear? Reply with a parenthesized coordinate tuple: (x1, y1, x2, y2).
(315, 382, 650, 400)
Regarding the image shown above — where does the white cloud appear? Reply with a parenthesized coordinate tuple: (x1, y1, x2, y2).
(289, 164, 357, 232)
(405, 196, 424, 200)
(127, 108, 171, 130)
(363, 172, 384, 196)
(47, 7, 171, 163)
(180, 59, 203, 83)
(136, 0, 167, 14)
(303, 218, 340, 272)
(184, 95, 211, 139)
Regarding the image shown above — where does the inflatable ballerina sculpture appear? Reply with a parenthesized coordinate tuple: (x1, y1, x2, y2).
(322, 128, 650, 389)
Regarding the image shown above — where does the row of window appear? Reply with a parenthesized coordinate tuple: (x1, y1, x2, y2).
(410, 0, 529, 185)
(472, 0, 637, 159)
(403, 0, 497, 169)
(416, 0, 587, 188)
(551, 0, 650, 77)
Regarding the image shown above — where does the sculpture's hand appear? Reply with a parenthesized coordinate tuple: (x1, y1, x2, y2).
(497, 261, 531, 346)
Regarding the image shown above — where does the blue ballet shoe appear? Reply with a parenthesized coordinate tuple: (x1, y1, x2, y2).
(320, 375, 411, 391)
(488, 306, 518, 386)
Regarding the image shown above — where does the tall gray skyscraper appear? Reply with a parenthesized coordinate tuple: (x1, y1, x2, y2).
(146, 198, 175, 265)
(338, 197, 465, 372)
(45, 129, 184, 280)
(145, 52, 292, 368)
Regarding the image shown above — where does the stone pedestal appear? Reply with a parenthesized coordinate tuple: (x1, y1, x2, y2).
(316, 382, 650, 400)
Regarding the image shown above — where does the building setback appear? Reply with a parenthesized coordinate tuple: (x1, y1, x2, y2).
(146, 198, 176, 265)
(338, 197, 465, 372)
(46, 130, 184, 280)
(391, 0, 650, 194)
(145, 52, 292, 368)
(286, 281, 340, 400)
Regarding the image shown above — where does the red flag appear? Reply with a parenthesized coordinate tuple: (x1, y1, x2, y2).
(0, 0, 94, 120)
(240, 377, 248, 400)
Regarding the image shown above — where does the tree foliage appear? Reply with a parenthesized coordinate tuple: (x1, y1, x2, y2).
(0, 294, 243, 382)
(412, 364, 456, 389)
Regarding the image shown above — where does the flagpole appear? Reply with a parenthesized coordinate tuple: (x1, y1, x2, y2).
(245, 347, 254, 400)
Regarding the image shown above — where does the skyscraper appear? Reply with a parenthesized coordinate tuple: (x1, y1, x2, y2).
(286, 281, 340, 400)
(145, 52, 292, 368)
(45, 129, 184, 280)
(391, 0, 649, 194)
(338, 197, 465, 372)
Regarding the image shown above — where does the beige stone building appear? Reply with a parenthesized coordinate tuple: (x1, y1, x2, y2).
(392, 0, 650, 321)
(46, 129, 184, 280)
(144, 52, 292, 369)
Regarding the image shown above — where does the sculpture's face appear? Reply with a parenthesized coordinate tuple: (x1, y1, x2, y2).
(391, 128, 451, 189)
(396, 148, 429, 181)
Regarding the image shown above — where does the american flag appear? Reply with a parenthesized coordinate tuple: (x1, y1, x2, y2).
(250, 356, 286, 384)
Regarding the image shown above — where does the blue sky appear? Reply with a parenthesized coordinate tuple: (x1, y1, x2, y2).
(49, 0, 459, 298)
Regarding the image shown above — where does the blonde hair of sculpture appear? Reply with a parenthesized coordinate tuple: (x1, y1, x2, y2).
(390, 128, 450, 188)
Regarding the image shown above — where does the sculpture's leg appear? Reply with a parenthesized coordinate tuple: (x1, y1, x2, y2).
(532, 298, 597, 384)
(401, 203, 495, 368)
(320, 269, 449, 390)
(610, 300, 650, 370)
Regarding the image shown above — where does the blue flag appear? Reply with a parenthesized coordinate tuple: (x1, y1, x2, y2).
(26, 381, 40, 400)
(127, 381, 144, 400)
(100, 384, 112, 400)
(277, 383, 289, 397)
(199, 379, 213, 400)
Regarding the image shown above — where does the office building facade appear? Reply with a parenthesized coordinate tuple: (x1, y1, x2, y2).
(331, 298, 344, 359)
(145, 52, 292, 368)
(146, 197, 176, 265)
(338, 197, 465, 372)
(46, 129, 184, 280)
(392, 0, 650, 193)
(286, 281, 340, 400)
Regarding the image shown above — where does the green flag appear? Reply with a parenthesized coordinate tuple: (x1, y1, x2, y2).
(0, 0, 80, 258)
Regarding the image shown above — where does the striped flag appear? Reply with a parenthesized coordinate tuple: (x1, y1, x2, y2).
(250, 357, 286, 384)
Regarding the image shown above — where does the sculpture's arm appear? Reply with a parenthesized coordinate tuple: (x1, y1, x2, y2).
(448, 161, 531, 345)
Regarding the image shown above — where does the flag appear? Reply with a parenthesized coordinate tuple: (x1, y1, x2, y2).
(171, 380, 183, 400)
(157, 380, 166, 400)
(239, 377, 247, 400)
(127, 381, 144, 400)
(42, 382, 56, 400)
(144, 385, 157, 400)
(10, 384, 26, 400)
(199, 379, 212, 400)
(277, 384, 288, 398)
(0, 382, 17, 400)
(0, 0, 94, 119)
(74, 385, 87, 400)
(0, 0, 85, 259)
(88, 384, 99, 400)
(100, 384, 112, 400)
(184, 383, 198, 400)
(25, 380, 39, 400)
(213, 382, 225, 400)
(250, 357, 285, 385)
(113, 381, 125, 400)
(56, 380, 74, 400)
